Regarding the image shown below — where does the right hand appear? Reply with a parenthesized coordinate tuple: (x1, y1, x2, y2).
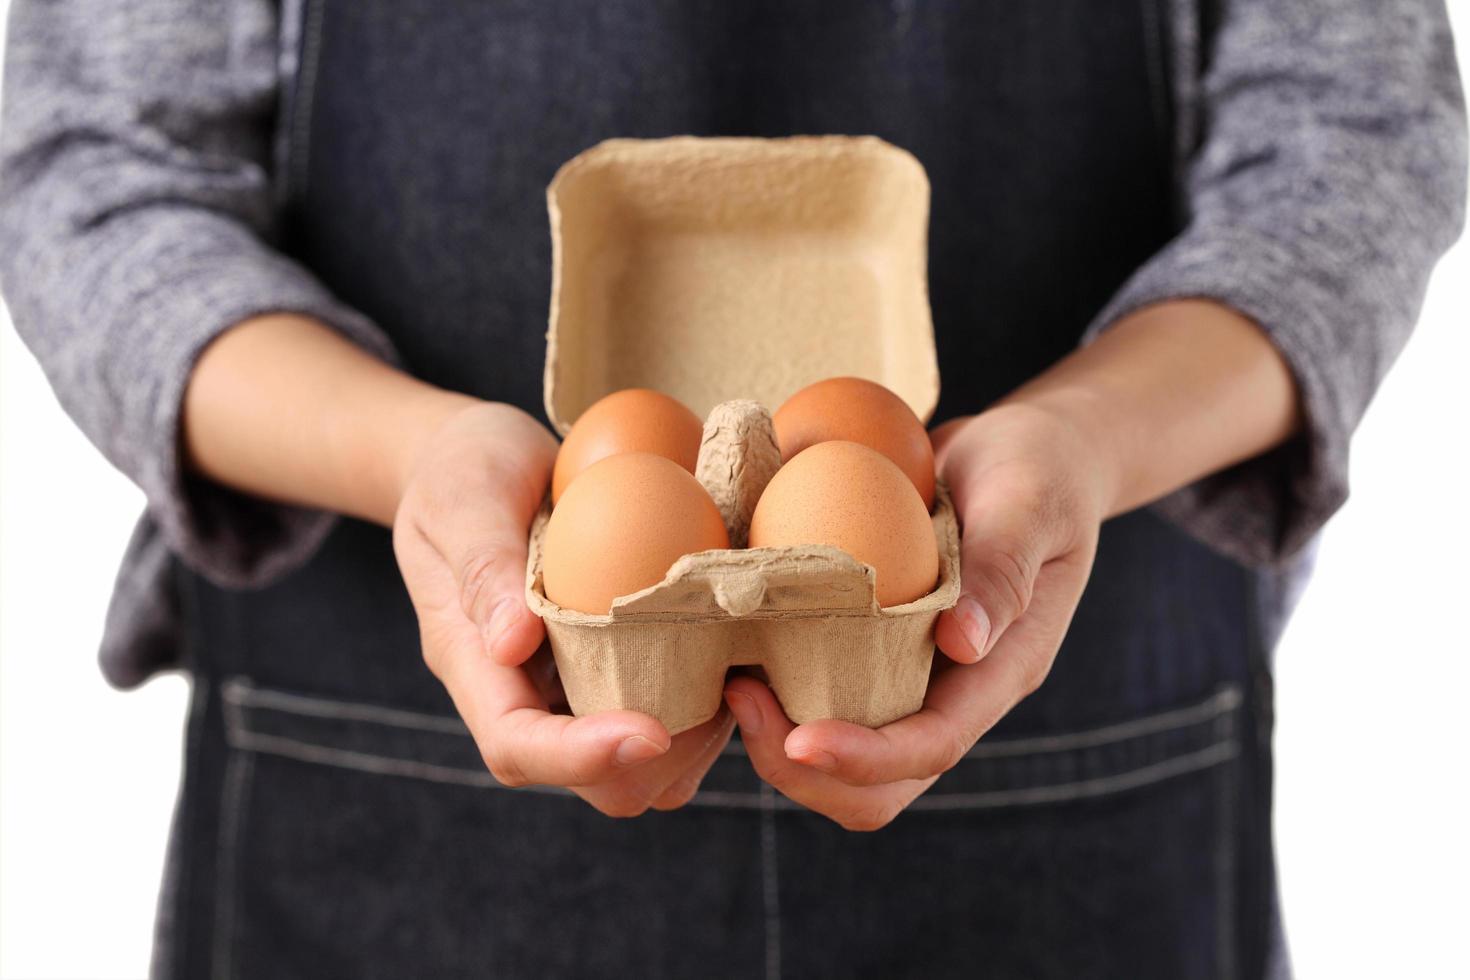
(392, 401, 734, 816)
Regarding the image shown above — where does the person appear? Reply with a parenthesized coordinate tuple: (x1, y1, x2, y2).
(1, 1, 1464, 977)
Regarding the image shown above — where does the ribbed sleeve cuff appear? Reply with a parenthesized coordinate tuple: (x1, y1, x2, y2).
(1083, 225, 1356, 568)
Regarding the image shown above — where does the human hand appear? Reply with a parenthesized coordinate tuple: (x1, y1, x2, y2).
(393, 401, 734, 816)
(725, 402, 1108, 830)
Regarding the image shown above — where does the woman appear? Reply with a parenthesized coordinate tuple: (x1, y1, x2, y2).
(1, 1, 1463, 977)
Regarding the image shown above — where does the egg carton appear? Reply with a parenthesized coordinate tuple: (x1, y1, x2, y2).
(525, 401, 961, 735)
(525, 136, 959, 735)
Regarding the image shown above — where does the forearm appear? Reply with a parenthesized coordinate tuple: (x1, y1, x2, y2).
(183, 314, 476, 526)
(1004, 299, 1301, 519)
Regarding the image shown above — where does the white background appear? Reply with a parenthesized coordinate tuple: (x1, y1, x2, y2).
(2, 4, 1469, 978)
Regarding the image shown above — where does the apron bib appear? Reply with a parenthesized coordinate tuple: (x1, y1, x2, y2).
(160, 3, 1281, 977)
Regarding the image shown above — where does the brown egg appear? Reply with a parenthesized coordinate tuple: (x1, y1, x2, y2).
(552, 388, 704, 504)
(772, 377, 936, 510)
(543, 453, 730, 615)
(749, 441, 938, 607)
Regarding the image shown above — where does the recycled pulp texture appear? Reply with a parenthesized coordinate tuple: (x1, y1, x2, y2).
(527, 137, 960, 735)
(527, 402, 962, 734)
(543, 136, 940, 432)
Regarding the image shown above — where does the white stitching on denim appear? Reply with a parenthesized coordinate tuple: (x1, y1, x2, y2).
(157, 678, 211, 980)
(907, 740, 1238, 811)
(963, 687, 1242, 759)
(229, 729, 576, 799)
(225, 678, 1239, 763)
(760, 784, 782, 980)
(684, 790, 768, 810)
(717, 687, 1241, 760)
(232, 723, 744, 808)
(222, 679, 468, 736)
(695, 688, 1242, 761)
(222, 726, 1240, 815)
(222, 678, 1243, 811)
(212, 743, 254, 980)
(1213, 702, 1238, 980)
(228, 726, 762, 811)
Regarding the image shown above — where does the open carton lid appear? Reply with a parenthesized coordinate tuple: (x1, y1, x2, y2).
(544, 136, 939, 434)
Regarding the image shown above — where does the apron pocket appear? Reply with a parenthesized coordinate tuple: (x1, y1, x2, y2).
(212, 680, 768, 980)
(214, 679, 1243, 980)
(773, 685, 1246, 980)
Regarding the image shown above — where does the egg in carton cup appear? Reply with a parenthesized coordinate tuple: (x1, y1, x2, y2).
(525, 136, 961, 736)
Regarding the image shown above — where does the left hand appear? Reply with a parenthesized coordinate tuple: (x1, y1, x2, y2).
(724, 402, 1109, 830)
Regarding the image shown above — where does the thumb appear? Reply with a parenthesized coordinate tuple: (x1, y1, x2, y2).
(450, 512, 545, 667)
(927, 414, 974, 467)
(403, 477, 547, 668)
(395, 405, 558, 668)
(935, 502, 1047, 665)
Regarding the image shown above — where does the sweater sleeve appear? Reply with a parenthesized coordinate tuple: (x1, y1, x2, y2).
(1084, 0, 1467, 566)
(0, 0, 399, 588)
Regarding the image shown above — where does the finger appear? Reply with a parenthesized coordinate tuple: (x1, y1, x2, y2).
(787, 551, 1092, 786)
(939, 529, 1035, 663)
(723, 677, 807, 789)
(934, 603, 988, 665)
(408, 498, 544, 667)
(648, 708, 737, 811)
(403, 525, 671, 788)
(427, 600, 671, 787)
(724, 677, 933, 832)
(927, 414, 993, 667)
(523, 641, 570, 712)
(934, 478, 1065, 663)
(576, 708, 733, 816)
(581, 706, 735, 813)
(928, 415, 973, 465)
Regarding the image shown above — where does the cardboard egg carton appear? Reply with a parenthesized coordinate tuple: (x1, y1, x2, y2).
(524, 136, 961, 735)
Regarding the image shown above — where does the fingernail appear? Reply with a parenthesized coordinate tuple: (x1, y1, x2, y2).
(484, 597, 519, 650)
(790, 747, 838, 773)
(724, 692, 763, 736)
(615, 735, 664, 766)
(954, 594, 990, 660)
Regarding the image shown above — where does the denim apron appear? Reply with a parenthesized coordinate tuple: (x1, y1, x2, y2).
(158, 2, 1284, 977)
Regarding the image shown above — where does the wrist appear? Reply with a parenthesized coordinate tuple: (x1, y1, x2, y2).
(372, 387, 482, 522)
(387, 399, 559, 530)
(994, 387, 1126, 522)
(997, 300, 1300, 520)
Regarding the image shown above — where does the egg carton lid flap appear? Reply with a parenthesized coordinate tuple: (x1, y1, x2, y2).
(543, 135, 939, 436)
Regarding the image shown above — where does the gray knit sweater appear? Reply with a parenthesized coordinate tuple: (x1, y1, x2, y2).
(0, 1, 1465, 686)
